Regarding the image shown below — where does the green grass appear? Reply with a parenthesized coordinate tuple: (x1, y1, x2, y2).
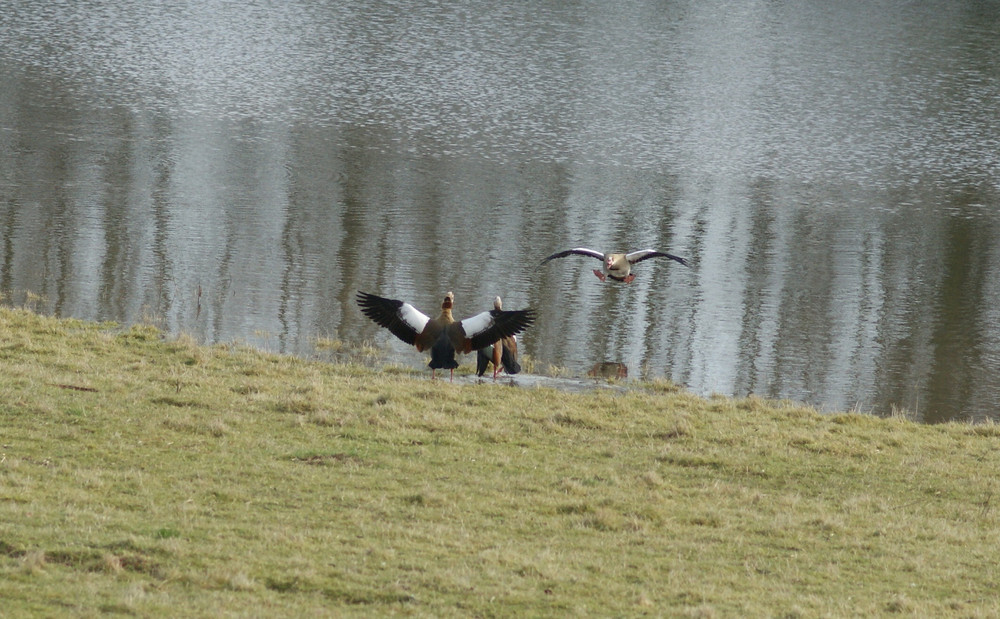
(1, 306, 999, 616)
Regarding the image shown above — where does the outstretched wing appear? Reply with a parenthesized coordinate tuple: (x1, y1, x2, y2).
(625, 249, 689, 267)
(541, 248, 605, 264)
(450, 308, 537, 354)
(356, 291, 430, 346)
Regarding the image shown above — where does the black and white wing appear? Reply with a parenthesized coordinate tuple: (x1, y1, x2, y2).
(450, 308, 537, 353)
(541, 248, 606, 264)
(625, 249, 689, 267)
(356, 291, 430, 345)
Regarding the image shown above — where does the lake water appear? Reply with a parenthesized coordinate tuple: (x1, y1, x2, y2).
(2, 0, 999, 422)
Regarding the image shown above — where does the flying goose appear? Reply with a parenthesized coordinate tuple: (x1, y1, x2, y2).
(476, 297, 523, 380)
(541, 248, 689, 283)
(356, 291, 536, 380)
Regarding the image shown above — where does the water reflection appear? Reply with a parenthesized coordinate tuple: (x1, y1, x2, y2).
(2, 0, 1000, 422)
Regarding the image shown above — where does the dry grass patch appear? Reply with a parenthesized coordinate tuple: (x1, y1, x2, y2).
(1, 307, 1000, 616)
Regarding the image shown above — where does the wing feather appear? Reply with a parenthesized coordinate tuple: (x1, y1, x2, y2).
(541, 248, 605, 264)
(625, 249, 689, 267)
(355, 291, 430, 345)
(458, 311, 495, 338)
(450, 308, 537, 354)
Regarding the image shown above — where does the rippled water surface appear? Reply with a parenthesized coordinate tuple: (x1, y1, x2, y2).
(2, 0, 999, 421)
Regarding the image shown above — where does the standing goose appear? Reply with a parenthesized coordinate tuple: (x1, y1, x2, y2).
(356, 291, 536, 380)
(476, 296, 523, 380)
(541, 247, 689, 283)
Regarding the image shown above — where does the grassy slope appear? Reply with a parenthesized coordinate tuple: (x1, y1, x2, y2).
(1, 307, 999, 617)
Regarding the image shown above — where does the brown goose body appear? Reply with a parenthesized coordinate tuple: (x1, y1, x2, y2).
(476, 297, 523, 379)
(542, 247, 688, 283)
(357, 291, 536, 380)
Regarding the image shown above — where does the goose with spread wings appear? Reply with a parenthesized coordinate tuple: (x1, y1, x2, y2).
(541, 247, 689, 283)
(356, 291, 536, 380)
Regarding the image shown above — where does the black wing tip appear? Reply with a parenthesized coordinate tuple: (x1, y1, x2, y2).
(541, 248, 600, 264)
(508, 308, 538, 333)
(356, 291, 401, 306)
(469, 307, 537, 351)
(635, 251, 691, 267)
(355, 291, 406, 323)
(355, 291, 379, 314)
(497, 308, 537, 328)
(657, 251, 690, 267)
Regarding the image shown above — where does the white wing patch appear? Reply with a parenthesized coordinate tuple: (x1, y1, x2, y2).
(625, 249, 659, 263)
(570, 247, 606, 260)
(399, 303, 430, 333)
(460, 311, 495, 337)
